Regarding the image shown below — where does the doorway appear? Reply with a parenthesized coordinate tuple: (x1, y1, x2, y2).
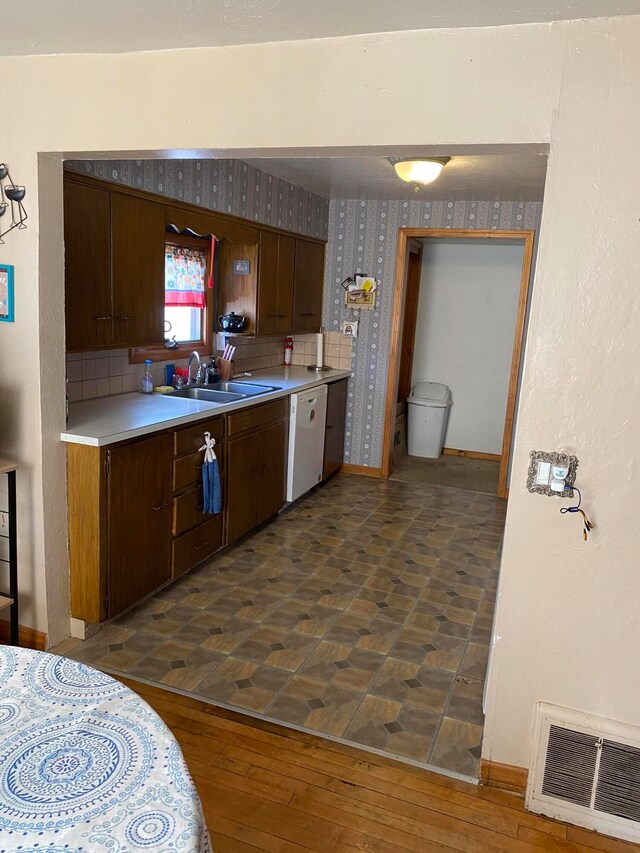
(383, 229, 534, 498)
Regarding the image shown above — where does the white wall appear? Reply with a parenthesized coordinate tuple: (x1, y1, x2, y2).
(411, 239, 525, 455)
(0, 17, 639, 786)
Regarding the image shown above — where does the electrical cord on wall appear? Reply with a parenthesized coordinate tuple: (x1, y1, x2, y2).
(560, 486, 594, 541)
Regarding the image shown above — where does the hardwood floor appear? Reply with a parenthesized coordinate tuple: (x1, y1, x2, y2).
(121, 677, 639, 853)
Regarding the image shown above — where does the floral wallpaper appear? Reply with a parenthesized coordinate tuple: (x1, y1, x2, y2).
(322, 199, 543, 469)
(65, 158, 329, 240)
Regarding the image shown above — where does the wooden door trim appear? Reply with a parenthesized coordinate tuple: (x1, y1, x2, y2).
(396, 240, 424, 403)
(381, 228, 535, 500)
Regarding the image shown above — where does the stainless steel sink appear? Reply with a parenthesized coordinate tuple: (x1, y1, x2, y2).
(165, 381, 280, 404)
(211, 381, 280, 396)
(167, 387, 247, 403)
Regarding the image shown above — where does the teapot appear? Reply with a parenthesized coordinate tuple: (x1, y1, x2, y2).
(218, 312, 248, 333)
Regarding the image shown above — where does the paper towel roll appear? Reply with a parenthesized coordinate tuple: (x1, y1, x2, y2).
(315, 331, 324, 368)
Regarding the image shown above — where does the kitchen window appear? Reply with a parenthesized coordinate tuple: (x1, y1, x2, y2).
(130, 231, 215, 363)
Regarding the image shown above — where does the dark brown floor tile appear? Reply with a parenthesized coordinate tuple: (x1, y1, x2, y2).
(429, 716, 483, 777)
(266, 694, 312, 725)
(321, 682, 362, 713)
(386, 731, 431, 763)
(458, 642, 490, 680)
(344, 719, 389, 751)
(447, 679, 485, 725)
(346, 648, 385, 673)
(396, 704, 441, 737)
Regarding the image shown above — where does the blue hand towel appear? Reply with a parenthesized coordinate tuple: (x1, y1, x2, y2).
(199, 432, 222, 515)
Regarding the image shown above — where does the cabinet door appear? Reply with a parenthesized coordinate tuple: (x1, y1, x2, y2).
(217, 239, 260, 335)
(323, 378, 348, 479)
(63, 180, 112, 351)
(258, 231, 294, 336)
(257, 420, 287, 524)
(226, 432, 261, 544)
(292, 239, 325, 334)
(107, 433, 173, 617)
(275, 235, 294, 334)
(111, 193, 165, 347)
(257, 230, 279, 337)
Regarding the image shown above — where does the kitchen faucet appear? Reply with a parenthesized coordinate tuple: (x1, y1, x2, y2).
(187, 351, 201, 384)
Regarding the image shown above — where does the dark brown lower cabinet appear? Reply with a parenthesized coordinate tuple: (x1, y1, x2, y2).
(68, 400, 286, 624)
(106, 433, 173, 618)
(323, 378, 348, 479)
(227, 403, 287, 544)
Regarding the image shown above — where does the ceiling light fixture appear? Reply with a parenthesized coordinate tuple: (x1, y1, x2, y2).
(389, 156, 450, 186)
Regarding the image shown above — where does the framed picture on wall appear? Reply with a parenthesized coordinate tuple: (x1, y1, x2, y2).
(0, 264, 14, 323)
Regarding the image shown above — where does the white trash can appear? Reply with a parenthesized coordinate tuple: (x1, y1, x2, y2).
(407, 382, 452, 458)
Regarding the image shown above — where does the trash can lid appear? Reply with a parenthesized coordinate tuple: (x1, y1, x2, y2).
(409, 382, 451, 407)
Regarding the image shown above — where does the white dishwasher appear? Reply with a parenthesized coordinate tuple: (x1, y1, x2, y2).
(286, 383, 328, 502)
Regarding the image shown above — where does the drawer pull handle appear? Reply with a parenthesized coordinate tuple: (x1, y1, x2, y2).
(193, 541, 208, 551)
(114, 315, 134, 321)
(94, 315, 113, 321)
(152, 502, 170, 512)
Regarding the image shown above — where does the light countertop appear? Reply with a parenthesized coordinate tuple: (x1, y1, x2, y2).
(61, 366, 352, 447)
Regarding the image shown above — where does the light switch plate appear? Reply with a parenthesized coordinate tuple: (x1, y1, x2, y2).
(527, 451, 578, 497)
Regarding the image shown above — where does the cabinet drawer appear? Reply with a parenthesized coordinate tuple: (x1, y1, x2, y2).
(227, 399, 287, 437)
(173, 445, 224, 493)
(173, 486, 221, 537)
(172, 515, 222, 578)
(174, 417, 224, 457)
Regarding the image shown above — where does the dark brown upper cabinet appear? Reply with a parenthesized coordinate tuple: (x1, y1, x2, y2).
(63, 172, 325, 351)
(64, 180, 112, 352)
(111, 193, 166, 347)
(257, 231, 295, 336)
(293, 238, 325, 334)
(64, 175, 165, 350)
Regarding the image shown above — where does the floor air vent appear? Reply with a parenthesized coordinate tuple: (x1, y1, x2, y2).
(527, 703, 640, 844)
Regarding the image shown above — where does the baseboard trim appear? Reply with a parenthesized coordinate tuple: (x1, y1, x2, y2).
(443, 448, 501, 462)
(480, 759, 528, 794)
(341, 463, 385, 479)
(0, 621, 47, 651)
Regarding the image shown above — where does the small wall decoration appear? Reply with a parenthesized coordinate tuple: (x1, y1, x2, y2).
(342, 320, 358, 337)
(0, 264, 14, 322)
(344, 275, 379, 310)
(0, 164, 28, 242)
(233, 259, 250, 275)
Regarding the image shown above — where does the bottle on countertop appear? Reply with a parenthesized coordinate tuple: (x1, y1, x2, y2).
(142, 360, 154, 394)
(284, 336, 293, 366)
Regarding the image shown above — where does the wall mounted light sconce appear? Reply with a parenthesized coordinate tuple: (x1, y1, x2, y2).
(0, 164, 27, 243)
(388, 156, 451, 188)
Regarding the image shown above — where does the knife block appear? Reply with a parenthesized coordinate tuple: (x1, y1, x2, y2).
(218, 357, 233, 381)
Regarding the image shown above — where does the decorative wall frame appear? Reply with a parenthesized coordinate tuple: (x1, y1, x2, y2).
(345, 289, 376, 309)
(526, 450, 578, 497)
(0, 264, 14, 322)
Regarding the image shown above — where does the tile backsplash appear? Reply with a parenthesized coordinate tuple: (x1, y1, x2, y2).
(66, 333, 352, 402)
(291, 331, 353, 371)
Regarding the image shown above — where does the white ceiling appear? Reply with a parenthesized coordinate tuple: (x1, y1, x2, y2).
(242, 152, 548, 201)
(2, 0, 640, 56)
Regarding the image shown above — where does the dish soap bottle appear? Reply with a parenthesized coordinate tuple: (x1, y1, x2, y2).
(142, 359, 154, 394)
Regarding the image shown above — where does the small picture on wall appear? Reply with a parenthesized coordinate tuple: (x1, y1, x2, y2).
(0, 265, 14, 323)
